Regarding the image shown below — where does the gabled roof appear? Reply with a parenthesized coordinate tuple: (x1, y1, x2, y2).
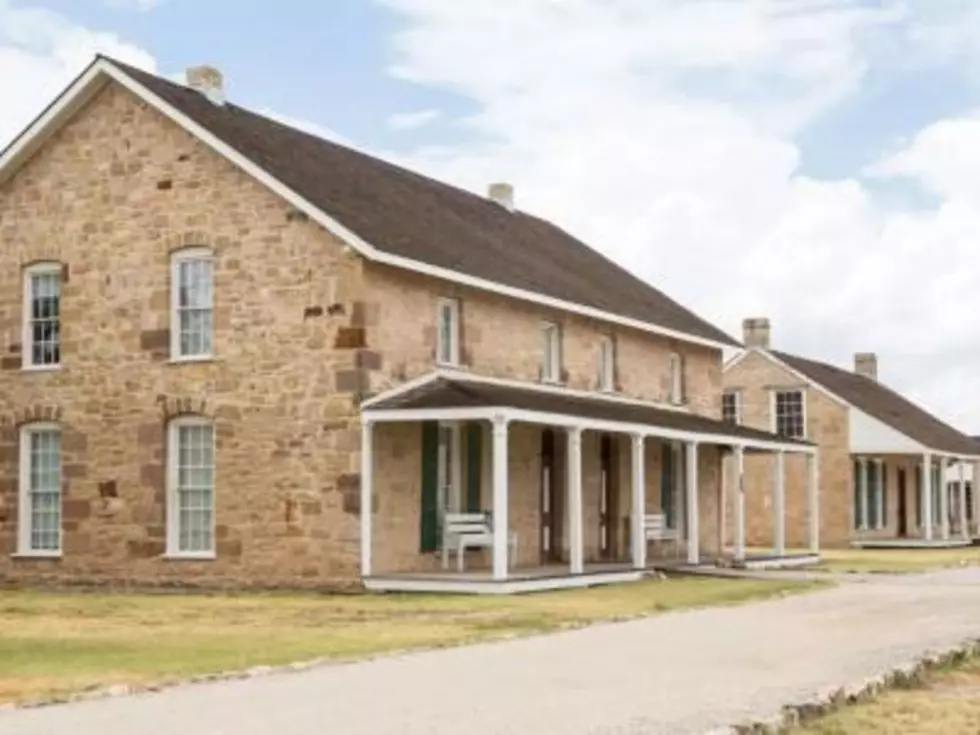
(0, 56, 737, 350)
(365, 374, 810, 451)
(770, 349, 979, 456)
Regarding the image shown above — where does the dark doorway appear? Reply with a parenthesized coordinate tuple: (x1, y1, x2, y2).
(539, 429, 562, 564)
(897, 468, 908, 537)
(599, 435, 619, 560)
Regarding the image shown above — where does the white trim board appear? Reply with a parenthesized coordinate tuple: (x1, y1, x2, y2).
(0, 57, 734, 353)
(363, 569, 644, 595)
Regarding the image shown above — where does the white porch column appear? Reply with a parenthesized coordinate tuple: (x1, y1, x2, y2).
(806, 451, 820, 554)
(773, 450, 786, 556)
(359, 419, 374, 577)
(974, 459, 980, 537)
(567, 426, 584, 575)
(630, 433, 646, 570)
(939, 457, 950, 541)
(857, 457, 868, 531)
(959, 459, 969, 541)
(733, 445, 746, 563)
(875, 458, 884, 530)
(922, 452, 933, 540)
(491, 415, 510, 580)
(685, 441, 700, 565)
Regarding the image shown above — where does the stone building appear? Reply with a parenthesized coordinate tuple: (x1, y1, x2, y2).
(724, 318, 980, 551)
(0, 56, 809, 593)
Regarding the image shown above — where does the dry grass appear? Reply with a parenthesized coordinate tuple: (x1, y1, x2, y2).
(815, 547, 980, 574)
(794, 656, 980, 734)
(0, 576, 812, 705)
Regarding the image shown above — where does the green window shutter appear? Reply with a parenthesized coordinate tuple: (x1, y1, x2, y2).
(661, 443, 674, 528)
(881, 464, 888, 527)
(867, 462, 878, 529)
(678, 444, 687, 536)
(933, 467, 942, 526)
(420, 421, 440, 552)
(465, 422, 482, 512)
(853, 461, 860, 529)
(915, 465, 922, 527)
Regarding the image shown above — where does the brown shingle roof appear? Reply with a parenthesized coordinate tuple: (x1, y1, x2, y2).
(367, 377, 809, 448)
(104, 58, 737, 347)
(771, 350, 978, 456)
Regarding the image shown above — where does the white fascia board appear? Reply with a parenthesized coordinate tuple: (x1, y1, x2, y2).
(3, 57, 733, 354)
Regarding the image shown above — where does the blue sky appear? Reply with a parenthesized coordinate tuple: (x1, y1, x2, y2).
(4, 0, 980, 429)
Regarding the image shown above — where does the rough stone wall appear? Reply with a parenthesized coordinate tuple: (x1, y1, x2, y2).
(362, 264, 724, 419)
(722, 350, 852, 548)
(0, 82, 369, 588)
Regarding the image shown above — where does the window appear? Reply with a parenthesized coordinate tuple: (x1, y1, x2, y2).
(167, 418, 215, 557)
(23, 263, 61, 369)
(17, 424, 61, 555)
(436, 298, 460, 366)
(668, 353, 685, 405)
(171, 249, 214, 360)
(721, 392, 741, 424)
(773, 390, 805, 438)
(598, 336, 615, 392)
(541, 322, 562, 383)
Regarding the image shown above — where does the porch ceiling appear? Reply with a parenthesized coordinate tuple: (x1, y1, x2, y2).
(362, 376, 811, 453)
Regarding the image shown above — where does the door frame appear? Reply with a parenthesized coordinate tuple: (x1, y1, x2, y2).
(897, 467, 908, 537)
(599, 434, 619, 560)
(539, 429, 562, 564)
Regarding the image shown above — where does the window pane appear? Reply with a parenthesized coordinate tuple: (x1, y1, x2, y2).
(28, 429, 61, 551)
(176, 257, 213, 357)
(175, 423, 215, 553)
(28, 271, 61, 366)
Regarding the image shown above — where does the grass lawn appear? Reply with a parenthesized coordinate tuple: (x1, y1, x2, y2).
(0, 576, 812, 705)
(794, 655, 980, 734)
(815, 547, 980, 574)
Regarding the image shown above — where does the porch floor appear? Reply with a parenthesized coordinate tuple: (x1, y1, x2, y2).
(364, 562, 643, 594)
(851, 538, 974, 549)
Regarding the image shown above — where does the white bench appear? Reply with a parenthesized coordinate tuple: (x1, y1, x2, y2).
(644, 513, 681, 558)
(441, 512, 519, 572)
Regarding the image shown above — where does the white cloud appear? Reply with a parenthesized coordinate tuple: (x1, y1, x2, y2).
(379, 0, 980, 431)
(0, 0, 156, 147)
(388, 108, 442, 130)
(102, 0, 163, 11)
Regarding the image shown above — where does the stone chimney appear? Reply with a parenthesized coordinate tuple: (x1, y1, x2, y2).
(742, 317, 771, 350)
(186, 65, 224, 105)
(488, 182, 515, 211)
(854, 352, 878, 381)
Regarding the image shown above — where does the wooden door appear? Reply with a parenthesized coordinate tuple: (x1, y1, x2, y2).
(897, 468, 908, 537)
(539, 429, 562, 564)
(599, 435, 618, 560)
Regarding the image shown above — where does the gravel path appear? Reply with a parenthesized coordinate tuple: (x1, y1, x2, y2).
(6, 568, 980, 735)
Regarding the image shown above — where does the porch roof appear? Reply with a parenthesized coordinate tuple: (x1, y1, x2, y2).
(363, 376, 812, 453)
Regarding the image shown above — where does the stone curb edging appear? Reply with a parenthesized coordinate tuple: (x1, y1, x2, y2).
(711, 637, 980, 735)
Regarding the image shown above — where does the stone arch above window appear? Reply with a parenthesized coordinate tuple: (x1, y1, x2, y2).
(156, 394, 211, 420)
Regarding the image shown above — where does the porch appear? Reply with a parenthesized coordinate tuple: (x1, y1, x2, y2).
(849, 452, 980, 548)
(359, 374, 817, 594)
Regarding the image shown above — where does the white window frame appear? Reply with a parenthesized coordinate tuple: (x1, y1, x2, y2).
(166, 416, 217, 559)
(436, 298, 460, 366)
(598, 336, 615, 392)
(722, 391, 742, 425)
(541, 321, 561, 384)
(22, 262, 62, 371)
(16, 422, 62, 557)
(668, 353, 684, 405)
(170, 248, 214, 362)
(770, 389, 807, 439)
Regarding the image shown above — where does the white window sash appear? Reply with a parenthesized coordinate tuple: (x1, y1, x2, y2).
(170, 248, 214, 361)
(772, 390, 806, 439)
(599, 337, 614, 391)
(17, 423, 62, 556)
(22, 263, 62, 370)
(166, 417, 216, 558)
(436, 298, 460, 366)
(542, 323, 560, 383)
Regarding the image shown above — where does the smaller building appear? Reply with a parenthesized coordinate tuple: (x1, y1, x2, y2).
(724, 318, 980, 549)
